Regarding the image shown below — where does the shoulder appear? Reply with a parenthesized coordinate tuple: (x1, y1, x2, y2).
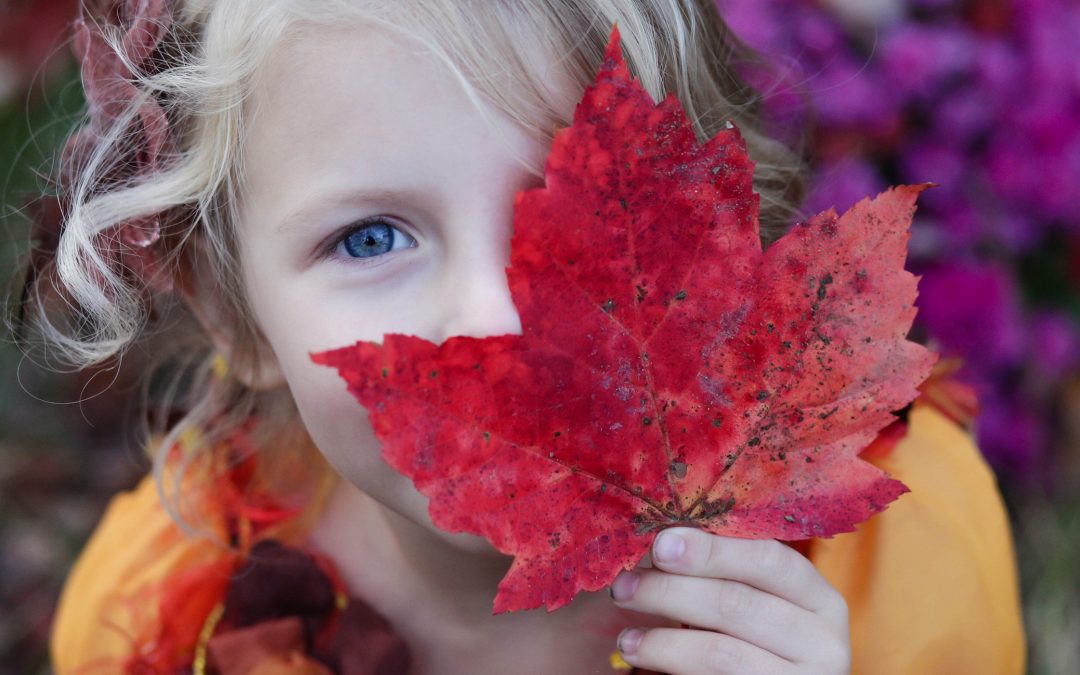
(49, 472, 232, 674)
(808, 403, 1027, 674)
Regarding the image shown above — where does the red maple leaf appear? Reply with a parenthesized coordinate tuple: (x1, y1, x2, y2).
(311, 26, 937, 613)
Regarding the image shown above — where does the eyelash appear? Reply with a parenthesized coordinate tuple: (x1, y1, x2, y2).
(324, 217, 417, 265)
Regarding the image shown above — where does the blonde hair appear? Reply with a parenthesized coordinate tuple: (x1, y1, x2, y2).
(13, 0, 806, 542)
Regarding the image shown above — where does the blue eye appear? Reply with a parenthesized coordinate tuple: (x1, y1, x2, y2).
(336, 220, 416, 259)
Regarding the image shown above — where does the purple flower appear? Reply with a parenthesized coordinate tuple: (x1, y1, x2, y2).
(931, 86, 995, 146)
(1020, 0, 1080, 93)
(934, 201, 987, 250)
(986, 122, 1080, 225)
(716, 0, 787, 54)
(915, 262, 1027, 370)
(805, 157, 886, 215)
(796, 11, 845, 56)
(898, 140, 966, 192)
(975, 391, 1047, 483)
(809, 53, 898, 131)
(879, 22, 976, 102)
(974, 37, 1021, 106)
(715, 0, 1080, 490)
(987, 208, 1042, 254)
(1029, 310, 1080, 378)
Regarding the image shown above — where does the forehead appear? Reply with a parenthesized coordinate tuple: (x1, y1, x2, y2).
(236, 22, 573, 228)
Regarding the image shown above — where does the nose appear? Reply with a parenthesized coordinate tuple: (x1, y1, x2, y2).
(433, 242, 523, 343)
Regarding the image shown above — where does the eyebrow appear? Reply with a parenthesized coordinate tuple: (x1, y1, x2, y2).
(274, 187, 427, 234)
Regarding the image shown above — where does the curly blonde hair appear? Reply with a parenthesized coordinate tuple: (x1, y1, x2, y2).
(12, 0, 806, 543)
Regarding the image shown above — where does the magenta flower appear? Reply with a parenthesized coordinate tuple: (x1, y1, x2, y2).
(805, 157, 885, 216)
(716, 0, 1080, 483)
(916, 262, 1027, 370)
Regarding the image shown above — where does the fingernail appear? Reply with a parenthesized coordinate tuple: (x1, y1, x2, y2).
(618, 628, 645, 656)
(610, 570, 640, 602)
(653, 531, 686, 563)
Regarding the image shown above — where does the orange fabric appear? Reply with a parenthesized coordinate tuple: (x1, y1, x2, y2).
(49, 476, 234, 674)
(50, 405, 1026, 674)
(808, 402, 1026, 673)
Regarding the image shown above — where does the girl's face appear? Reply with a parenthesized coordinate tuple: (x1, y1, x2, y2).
(235, 23, 572, 547)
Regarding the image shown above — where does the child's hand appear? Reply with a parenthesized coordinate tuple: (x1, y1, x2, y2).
(610, 527, 851, 674)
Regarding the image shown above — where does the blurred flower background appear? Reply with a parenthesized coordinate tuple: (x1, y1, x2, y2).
(717, 0, 1080, 669)
(2, 0, 1079, 672)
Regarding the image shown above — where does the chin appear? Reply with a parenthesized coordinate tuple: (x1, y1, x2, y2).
(430, 526, 505, 556)
(336, 456, 506, 558)
(390, 478, 507, 557)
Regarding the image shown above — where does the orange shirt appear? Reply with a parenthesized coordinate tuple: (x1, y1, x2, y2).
(49, 403, 1026, 674)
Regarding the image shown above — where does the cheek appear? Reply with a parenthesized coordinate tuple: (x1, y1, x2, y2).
(283, 354, 501, 556)
(239, 265, 403, 497)
(284, 360, 401, 494)
(238, 251, 496, 552)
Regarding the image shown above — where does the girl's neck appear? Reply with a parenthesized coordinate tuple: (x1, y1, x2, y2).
(305, 474, 642, 674)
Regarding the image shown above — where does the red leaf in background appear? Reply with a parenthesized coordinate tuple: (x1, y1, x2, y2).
(312, 26, 937, 613)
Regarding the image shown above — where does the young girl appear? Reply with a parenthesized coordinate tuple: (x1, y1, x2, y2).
(16, 0, 1024, 673)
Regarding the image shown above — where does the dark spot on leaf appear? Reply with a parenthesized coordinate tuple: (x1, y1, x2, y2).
(695, 495, 737, 520)
(712, 417, 722, 428)
(805, 456, 814, 463)
(670, 461, 687, 478)
(602, 299, 615, 313)
(784, 514, 796, 523)
(747, 437, 761, 447)
(430, 370, 438, 378)
(619, 198, 628, 210)
(381, 368, 389, 378)
(599, 483, 607, 493)
(723, 453, 737, 470)
(817, 273, 833, 301)
(636, 284, 647, 302)
(643, 416, 652, 426)
(483, 431, 490, 441)
(756, 390, 768, 401)
(675, 289, 687, 301)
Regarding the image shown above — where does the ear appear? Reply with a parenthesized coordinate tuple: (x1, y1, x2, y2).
(174, 234, 287, 392)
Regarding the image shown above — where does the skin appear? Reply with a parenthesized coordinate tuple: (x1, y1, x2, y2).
(213, 21, 851, 675)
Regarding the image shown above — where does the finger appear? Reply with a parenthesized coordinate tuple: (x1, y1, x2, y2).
(617, 626, 795, 675)
(610, 569, 829, 663)
(651, 528, 847, 620)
